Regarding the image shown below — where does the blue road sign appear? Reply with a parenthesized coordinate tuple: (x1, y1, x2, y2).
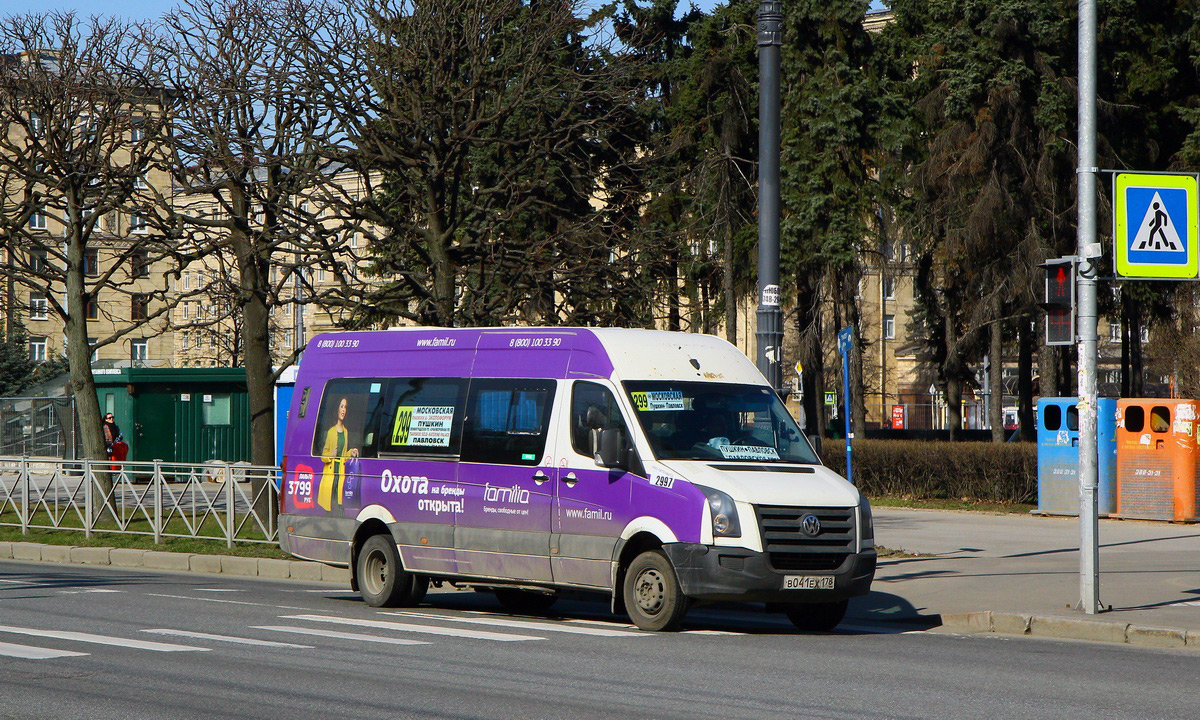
(837, 326, 853, 355)
(1114, 172, 1199, 278)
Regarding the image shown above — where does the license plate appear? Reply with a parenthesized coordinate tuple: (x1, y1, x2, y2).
(782, 575, 835, 590)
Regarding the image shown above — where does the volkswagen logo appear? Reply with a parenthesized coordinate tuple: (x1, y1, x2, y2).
(800, 514, 821, 536)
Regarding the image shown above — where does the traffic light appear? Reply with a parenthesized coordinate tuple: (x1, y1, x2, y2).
(1040, 257, 1076, 346)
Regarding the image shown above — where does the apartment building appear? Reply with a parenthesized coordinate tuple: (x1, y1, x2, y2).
(0, 49, 175, 370)
(168, 167, 383, 368)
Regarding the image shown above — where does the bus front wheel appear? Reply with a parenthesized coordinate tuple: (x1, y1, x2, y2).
(622, 550, 688, 631)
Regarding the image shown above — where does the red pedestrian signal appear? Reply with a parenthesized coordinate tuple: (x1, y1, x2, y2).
(1040, 257, 1076, 346)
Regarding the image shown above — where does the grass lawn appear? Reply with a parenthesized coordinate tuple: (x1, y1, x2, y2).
(871, 496, 1036, 514)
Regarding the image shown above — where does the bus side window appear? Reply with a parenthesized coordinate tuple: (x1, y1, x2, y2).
(378, 378, 466, 456)
(310, 379, 385, 459)
(461, 379, 555, 466)
(571, 382, 630, 459)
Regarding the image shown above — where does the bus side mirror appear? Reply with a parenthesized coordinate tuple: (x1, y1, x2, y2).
(596, 428, 628, 469)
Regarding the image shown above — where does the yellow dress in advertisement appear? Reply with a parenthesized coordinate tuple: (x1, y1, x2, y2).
(318, 426, 348, 512)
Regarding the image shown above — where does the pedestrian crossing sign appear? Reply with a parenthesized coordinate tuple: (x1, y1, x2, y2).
(1114, 172, 1199, 278)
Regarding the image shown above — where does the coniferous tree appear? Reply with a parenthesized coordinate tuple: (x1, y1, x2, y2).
(879, 0, 1075, 438)
(781, 0, 882, 436)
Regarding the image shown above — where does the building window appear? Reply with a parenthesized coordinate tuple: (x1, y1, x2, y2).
(131, 339, 149, 362)
(202, 394, 232, 425)
(1109, 323, 1120, 342)
(131, 251, 149, 278)
(134, 174, 148, 190)
(86, 299, 98, 320)
(88, 337, 98, 363)
(181, 303, 190, 320)
(29, 293, 49, 320)
(29, 112, 43, 135)
(30, 249, 48, 272)
(131, 293, 150, 320)
(180, 331, 190, 351)
(83, 249, 99, 277)
(130, 118, 144, 142)
(884, 314, 896, 340)
(130, 213, 148, 233)
(29, 210, 47, 230)
(29, 336, 47, 362)
(882, 276, 896, 301)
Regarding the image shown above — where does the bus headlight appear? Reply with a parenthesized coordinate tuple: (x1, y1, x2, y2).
(696, 485, 741, 538)
(859, 495, 874, 546)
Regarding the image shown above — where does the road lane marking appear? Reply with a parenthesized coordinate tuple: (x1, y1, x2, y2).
(382, 611, 647, 638)
(559, 618, 637, 628)
(0, 625, 207, 652)
(0, 641, 88, 660)
(142, 629, 313, 648)
(195, 589, 242, 593)
(147, 593, 307, 610)
(281, 614, 543, 642)
(255, 626, 429, 646)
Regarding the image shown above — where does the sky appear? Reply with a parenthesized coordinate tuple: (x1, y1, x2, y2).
(2, 0, 887, 23)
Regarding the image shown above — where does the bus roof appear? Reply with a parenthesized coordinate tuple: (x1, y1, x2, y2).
(298, 327, 765, 385)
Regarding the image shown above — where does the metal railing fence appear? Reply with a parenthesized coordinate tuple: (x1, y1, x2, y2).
(0, 456, 278, 547)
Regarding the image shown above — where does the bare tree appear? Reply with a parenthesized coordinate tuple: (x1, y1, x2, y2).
(154, 0, 352, 482)
(0, 12, 187, 476)
(301, 0, 649, 328)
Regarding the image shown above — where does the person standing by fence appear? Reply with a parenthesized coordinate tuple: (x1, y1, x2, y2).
(102, 413, 127, 466)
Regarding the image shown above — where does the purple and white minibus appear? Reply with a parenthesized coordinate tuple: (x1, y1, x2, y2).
(279, 327, 875, 631)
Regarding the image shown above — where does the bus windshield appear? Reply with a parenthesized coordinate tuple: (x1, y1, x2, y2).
(624, 381, 818, 464)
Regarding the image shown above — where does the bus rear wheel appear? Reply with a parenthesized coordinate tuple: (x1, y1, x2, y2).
(357, 534, 427, 607)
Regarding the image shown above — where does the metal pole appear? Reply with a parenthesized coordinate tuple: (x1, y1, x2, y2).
(756, 1, 784, 393)
(153, 458, 163, 544)
(19, 454, 28, 534)
(842, 348, 853, 484)
(84, 459, 93, 539)
(1076, 0, 1101, 614)
(225, 463, 234, 549)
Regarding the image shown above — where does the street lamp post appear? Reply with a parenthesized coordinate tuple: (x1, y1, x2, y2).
(756, 0, 784, 393)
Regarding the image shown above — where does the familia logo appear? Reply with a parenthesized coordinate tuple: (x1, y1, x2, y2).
(484, 483, 530, 505)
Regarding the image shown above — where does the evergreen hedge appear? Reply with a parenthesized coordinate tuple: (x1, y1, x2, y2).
(819, 439, 1037, 504)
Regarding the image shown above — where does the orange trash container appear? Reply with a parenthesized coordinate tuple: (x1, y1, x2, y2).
(1115, 399, 1200, 522)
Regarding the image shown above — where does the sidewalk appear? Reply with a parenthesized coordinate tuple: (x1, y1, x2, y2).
(861, 507, 1200, 648)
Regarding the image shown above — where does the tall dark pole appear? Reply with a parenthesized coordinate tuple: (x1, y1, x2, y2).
(756, 1, 784, 392)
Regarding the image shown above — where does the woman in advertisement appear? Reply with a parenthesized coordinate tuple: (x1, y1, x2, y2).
(318, 396, 359, 513)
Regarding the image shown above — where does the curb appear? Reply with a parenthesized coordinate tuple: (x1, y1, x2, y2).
(940, 610, 1200, 651)
(0, 540, 350, 586)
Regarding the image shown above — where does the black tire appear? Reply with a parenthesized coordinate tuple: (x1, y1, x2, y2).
(494, 588, 558, 614)
(784, 599, 849, 632)
(356, 534, 427, 608)
(622, 550, 688, 631)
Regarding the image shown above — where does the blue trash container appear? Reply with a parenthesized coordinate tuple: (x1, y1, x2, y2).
(1036, 397, 1117, 516)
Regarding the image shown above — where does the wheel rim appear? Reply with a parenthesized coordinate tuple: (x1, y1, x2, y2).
(362, 548, 389, 596)
(633, 567, 666, 615)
